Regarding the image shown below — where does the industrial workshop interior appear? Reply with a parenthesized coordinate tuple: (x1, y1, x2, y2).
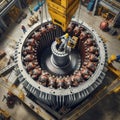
(0, 0, 120, 120)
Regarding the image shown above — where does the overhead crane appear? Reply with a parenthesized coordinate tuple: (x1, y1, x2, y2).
(47, 0, 80, 31)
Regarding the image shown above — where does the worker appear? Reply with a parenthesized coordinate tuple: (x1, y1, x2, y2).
(116, 55, 120, 62)
(39, 8, 41, 14)
(108, 54, 120, 64)
(2, 95, 7, 102)
(21, 25, 27, 33)
(28, 6, 34, 15)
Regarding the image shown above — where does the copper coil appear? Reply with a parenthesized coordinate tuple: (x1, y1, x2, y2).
(42, 71, 49, 76)
(89, 54, 98, 62)
(26, 38, 37, 46)
(85, 46, 98, 54)
(86, 62, 96, 72)
(32, 68, 42, 76)
(31, 74, 38, 80)
(28, 70, 33, 76)
(32, 32, 42, 40)
(67, 22, 74, 33)
(26, 62, 36, 72)
(89, 46, 98, 53)
(83, 74, 90, 80)
(81, 68, 92, 80)
(47, 23, 55, 31)
(56, 77, 64, 88)
(71, 75, 79, 87)
(95, 51, 99, 56)
(79, 26, 85, 31)
(73, 26, 80, 35)
(22, 51, 27, 56)
(48, 76, 56, 87)
(64, 76, 72, 88)
(38, 74, 48, 86)
(34, 60, 39, 66)
(79, 31, 87, 40)
(23, 46, 36, 54)
(39, 26, 47, 34)
(86, 33, 92, 38)
(84, 53, 90, 60)
(75, 71, 84, 82)
(24, 54, 35, 62)
(81, 64, 91, 71)
(84, 38, 95, 46)
(73, 74, 81, 82)
(83, 61, 88, 66)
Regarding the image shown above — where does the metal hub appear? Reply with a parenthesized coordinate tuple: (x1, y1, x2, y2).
(40, 47, 81, 76)
(40, 34, 81, 76)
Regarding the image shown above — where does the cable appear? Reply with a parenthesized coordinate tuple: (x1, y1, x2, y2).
(45, 0, 48, 21)
(77, 0, 82, 22)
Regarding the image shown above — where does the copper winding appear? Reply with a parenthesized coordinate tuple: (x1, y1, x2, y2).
(21, 22, 100, 89)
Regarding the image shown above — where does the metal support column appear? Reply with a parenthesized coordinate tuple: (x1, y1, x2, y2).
(113, 12, 120, 27)
(17, 0, 22, 10)
(92, 0, 99, 16)
(0, 17, 7, 29)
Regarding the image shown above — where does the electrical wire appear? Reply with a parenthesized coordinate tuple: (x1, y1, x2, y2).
(77, 0, 82, 22)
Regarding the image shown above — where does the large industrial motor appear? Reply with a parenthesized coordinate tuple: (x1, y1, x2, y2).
(14, 21, 107, 109)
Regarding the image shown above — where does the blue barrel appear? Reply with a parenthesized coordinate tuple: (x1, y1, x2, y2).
(87, 1, 94, 11)
(34, 0, 45, 11)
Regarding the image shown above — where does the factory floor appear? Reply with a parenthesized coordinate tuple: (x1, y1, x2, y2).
(0, 2, 120, 120)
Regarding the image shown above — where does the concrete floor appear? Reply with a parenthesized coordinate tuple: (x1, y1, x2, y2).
(0, 76, 41, 120)
(79, 94, 120, 120)
(0, 2, 120, 120)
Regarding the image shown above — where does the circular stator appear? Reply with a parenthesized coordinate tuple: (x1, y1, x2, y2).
(14, 21, 107, 108)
